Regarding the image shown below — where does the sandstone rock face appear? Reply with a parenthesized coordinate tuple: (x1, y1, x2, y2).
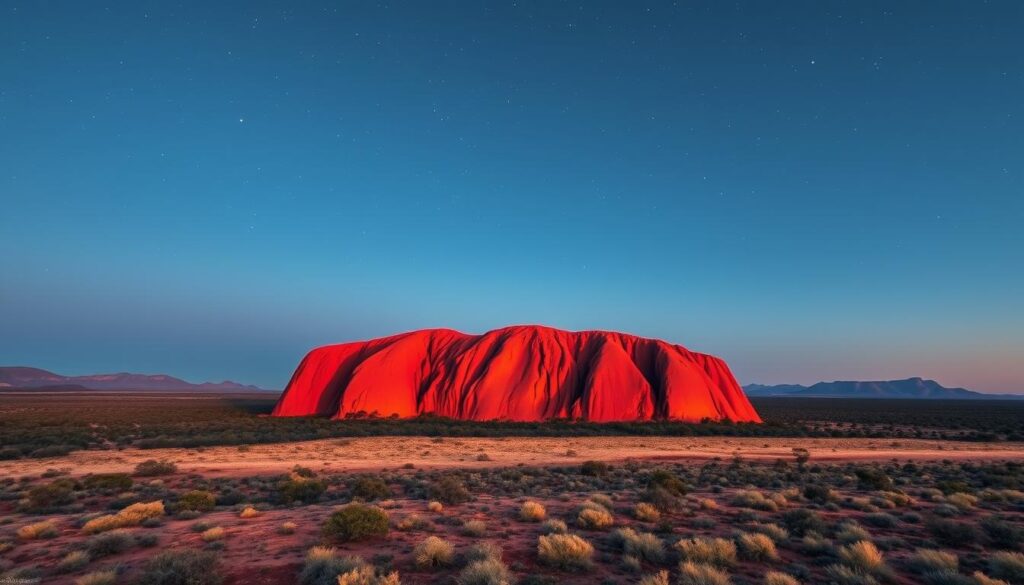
(272, 325, 761, 423)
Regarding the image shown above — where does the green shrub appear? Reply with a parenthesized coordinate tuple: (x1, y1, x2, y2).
(83, 473, 133, 491)
(580, 461, 609, 476)
(139, 549, 222, 585)
(279, 472, 327, 504)
(26, 478, 76, 510)
(782, 508, 826, 537)
(855, 468, 893, 491)
(612, 527, 664, 563)
(322, 503, 389, 542)
(87, 529, 136, 557)
(178, 490, 216, 512)
(428, 475, 471, 505)
(350, 476, 391, 501)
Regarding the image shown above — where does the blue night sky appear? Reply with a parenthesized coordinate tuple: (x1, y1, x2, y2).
(1, 2, 1022, 392)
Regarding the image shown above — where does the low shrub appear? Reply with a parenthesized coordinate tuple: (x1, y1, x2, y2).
(396, 513, 430, 531)
(576, 500, 613, 530)
(988, 552, 1024, 583)
(428, 475, 471, 505)
(542, 519, 568, 534)
(782, 508, 826, 537)
(908, 549, 958, 574)
(675, 537, 737, 568)
(17, 519, 58, 540)
(178, 490, 216, 512)
(737, 532, 778, 561)
(201, 526, 225, 542)
(427, 501, 443, 513)
(612, 527, 664, 563)
(323, 503, 389, 542)
(278, 472, 327, 504)
(519, 501, 546, 522)
(75, 570, 117, 585)
(134, 459, 177, 476)
(764, 572, 799, 585)
(299, 546, 364, 585)
(462, 519, 487, 537)
(83, 501, 165, 534)
(538, 533, 594, 570)
(838, 541, 887, 576)
(635, 502, 661, 522)
(465, 542, 503, 563)
(278, 521, 298, 535)
(335, 565, 400, 585)
(639, 571, 669, 585)
(825, 564, 880, 585)
(239, 506, 260, 519)
(57, 550, 91, 573)
(83, 473, 133, 491)
(350, 476, 391, 501)
(140, 549, 223, 585)
(413, 536, 454, 568)
(457, 557, 514, 585)
(677, 561, 731, 585)
(26, 479, 76, 510)
(87, 529, 136, 557)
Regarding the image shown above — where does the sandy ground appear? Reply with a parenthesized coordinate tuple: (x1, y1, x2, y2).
(5, 435, 1024, 479)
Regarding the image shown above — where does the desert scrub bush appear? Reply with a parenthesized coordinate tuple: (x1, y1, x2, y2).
(677, 561, 731, 585)
(581, 460, 610, 476)
(908, 549, 958, 574)
(639, 570, 670, 585)
(299, 546, 364, 585)
(75, 570, 117, 585)
(178, 490, 216, 512)
(836, 523, 872, 545)
(278, 471, 327, 504)
(782, 508, 825, 537)
(396, 513, 430, 531)
(947, 493, 979, 510)
(675, 537, 737, 568)
(134, 459, 177, 476)
(83, 501, 165, 533)
(752, 522, 789, 542)
(971, 573, 1010, 585)
(428, 475, 471, 505)
(731, 490, 779, 512)
(645, 469, 688, 511)
(350, 476, 391, 501)
(988, 552, 1024, 583)
(87, 528, 136, 557)
(201, 526, 225, 542)
(278, 521, 298, 535)
(458, 557, 514, 585)
(239, 506, 259, 518)
(462, 519, 487, 537)
(736, 532, 778, 561)
(801, 531, 833, 554)
(465, 542, 503, 563)
(82, 473, 133, 491)
(519, 501, 546, 522)
(140, 549, 222, 585)
(763, 572, 799, 585)
(982, 516, 1024, 550)
(634, 502, 661, 521)
(413, 536, 454, 569)
(855, 468, 894, 491)
(803, 484, 834, 503)
(611, 527, 664, 563)
(928, 517, 983, 547)
(335, 565, 400, 585)
(322, 503, 389, 542)
(576, 500, 613, 530)
(25, 478, 76, 510)
(17, 519, 58, 540)
(538, 533, 594, 570)
(542, 519, 568, 534)
(57, 550, 91, 573)
(427, 500, 444, 513)
(838, 541, 888, 577)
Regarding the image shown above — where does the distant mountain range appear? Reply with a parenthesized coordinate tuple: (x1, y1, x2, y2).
(0, 366, 268, 392)
(744, 377, 1022, 399)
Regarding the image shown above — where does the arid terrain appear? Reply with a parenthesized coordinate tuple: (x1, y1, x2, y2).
(2, 393, 1023, 585)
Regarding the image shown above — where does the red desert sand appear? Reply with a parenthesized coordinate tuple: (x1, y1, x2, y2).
(272, 325, 761, 422)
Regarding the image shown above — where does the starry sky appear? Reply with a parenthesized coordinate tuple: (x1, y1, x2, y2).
(1, 2, 1022, 392)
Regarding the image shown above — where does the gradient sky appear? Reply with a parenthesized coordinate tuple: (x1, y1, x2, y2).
(1, 2, 1022, 392)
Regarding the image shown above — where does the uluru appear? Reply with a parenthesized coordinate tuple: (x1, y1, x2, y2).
(272, 325, 761, 423)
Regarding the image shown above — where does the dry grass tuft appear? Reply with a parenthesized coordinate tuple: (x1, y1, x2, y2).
(634, 502, 661, 522)
(75, 570, 118, 585)
(538, 533, 594, 570)
(519, 501, 546, 522)
(677, 561, 732, 585)
(239, 506, 260, 518)
(675, 537, 737, 568)
(82, 500, 165, 534)
(18, 519, 58, 540)
(413, 536, 454, 569)
(737, 532, 778, 561)
(201, 526, 226, 542)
